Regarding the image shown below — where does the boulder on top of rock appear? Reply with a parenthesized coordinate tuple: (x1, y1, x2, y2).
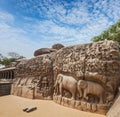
(52, 43, 64, 50)
(34, 48, 56, 56)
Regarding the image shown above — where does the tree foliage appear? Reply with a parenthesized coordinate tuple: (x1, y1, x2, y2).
(0, 52, 25, 67)
(8, 52, 24, 59)
(92, 19, 120, 44)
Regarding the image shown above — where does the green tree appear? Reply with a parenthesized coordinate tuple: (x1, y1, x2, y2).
(92, 19, 120, 44)
(0, 58, 15, 66)
(0, 52, 25, 67)
(8, 52, 25, 59)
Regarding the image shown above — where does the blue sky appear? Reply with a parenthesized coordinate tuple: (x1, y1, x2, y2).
(0, 0, 120, 58)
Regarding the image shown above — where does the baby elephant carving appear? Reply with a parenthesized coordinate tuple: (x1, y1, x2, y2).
(77, 80, 104, 104)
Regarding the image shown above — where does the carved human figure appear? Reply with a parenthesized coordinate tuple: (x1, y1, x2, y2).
(77, 80, 104, 104)
(54, 74, 77, 100)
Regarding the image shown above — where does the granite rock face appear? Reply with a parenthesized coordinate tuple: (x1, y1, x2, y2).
(53, 40, 120, 114)
(12, 53, 55, 99)
(34, 48, 56, 57)
(52, 43, 64, 50)
(11, 40, 120, 114)
(107, 91, 120, 117)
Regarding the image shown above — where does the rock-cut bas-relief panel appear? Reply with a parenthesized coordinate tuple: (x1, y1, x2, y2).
(11, 40, 120, 115)
(53, 41, 120, 115)
(12, 54, 55, 100)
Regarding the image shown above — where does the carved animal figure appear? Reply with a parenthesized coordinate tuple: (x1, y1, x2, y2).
(54, 74, 77, 100)
(105, 92, 114, 103)
(77, 80, 104, 104)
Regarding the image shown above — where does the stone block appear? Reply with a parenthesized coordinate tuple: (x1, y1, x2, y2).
(22, 87, 33, 99)
(87, 103, 92, 111)
(97, 104, 108, 115)
(66, 98, 75, 108)
(16, 86, 22, 96)
(62, 97, 68, 107)
(92, 104, 97, 112)
(57, 96, 62, 104)
(75, 101, 81, 110)
(69, 99, 75, 108)
(81, 101, 87, 111)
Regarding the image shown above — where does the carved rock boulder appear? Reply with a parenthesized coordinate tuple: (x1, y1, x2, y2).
(12, 53, 55, 100)
(53, 40, 120, 114)
(34, 48, 56, 57)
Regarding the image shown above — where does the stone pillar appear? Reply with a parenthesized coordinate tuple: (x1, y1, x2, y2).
(11, 71, 13, 79)
(5, 72, 7, 79)
(0, 72, 1, 79)
(12, 71, 14, 79)
(4, 72, 6, 79)
(1, 72, 3, 78)
(7, 71, 9, 79)
(9, 71, 12, 79)
(3, 72, 5, 78)
(5, 71, 7, 79)
(2, 72, 4, 79)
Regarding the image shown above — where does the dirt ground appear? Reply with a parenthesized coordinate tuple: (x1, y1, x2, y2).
(0, 95, 106, 117)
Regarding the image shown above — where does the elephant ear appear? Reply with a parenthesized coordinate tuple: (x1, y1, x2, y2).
(80, 80, 88, 89)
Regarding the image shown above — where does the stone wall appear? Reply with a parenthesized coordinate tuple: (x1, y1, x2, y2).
(53, 40, 120, 114)
(11, 40, 120, 115)
(11, 53, 55, 99)
(107, 92, 120, 117)
(0, 83, 11, 96)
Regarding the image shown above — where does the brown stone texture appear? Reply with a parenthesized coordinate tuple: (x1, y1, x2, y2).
(53, 40, 120, 114)
(34, 48, 56, 56)
(107, 94, 120, 117)
(11, 40, 120, 115)
(12, 53, 55, 99)
(52, 43, 64, 50)
(0, 83, 11, 96)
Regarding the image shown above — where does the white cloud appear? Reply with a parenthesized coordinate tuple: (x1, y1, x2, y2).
(0, 0, 120, 58)
(0, 11, 14, 23)
(0, 12, 42, 58)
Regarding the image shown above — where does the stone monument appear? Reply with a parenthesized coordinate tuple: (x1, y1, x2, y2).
(11, 40, 120, 115)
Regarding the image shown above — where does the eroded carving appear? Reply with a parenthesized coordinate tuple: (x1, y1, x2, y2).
(77, 80, 104, 104)
(54, 74, 77, 100)
(11, 40, 120, 115)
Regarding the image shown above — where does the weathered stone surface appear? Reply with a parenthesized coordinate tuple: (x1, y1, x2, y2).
(53, 40, 120, 114)
(12, 53, 55, 100)
(0, 83, 11, 96)
(107, 93, 120, 117)
(34, 48, 56, 56)
(52, 43, 64, 50)
(11, 40, 120, 115)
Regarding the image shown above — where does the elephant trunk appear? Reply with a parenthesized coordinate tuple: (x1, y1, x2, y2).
(54, 79, 58, 87)
(77, 85, 82, 98)
(54, 79, 58, 95)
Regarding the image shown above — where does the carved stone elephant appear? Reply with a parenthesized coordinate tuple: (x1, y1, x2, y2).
(54, 74, 77, 100)
(77, 80, 104, 104)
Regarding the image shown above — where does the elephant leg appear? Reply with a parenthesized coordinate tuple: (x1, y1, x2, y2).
(71, 92, 76, 100)
(55, 85, 59, 95)
(99, 95, 103, 104)
(83, 90, 88, 100)
(78, 87, 82, 98)
(59, 84, 62, 97)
